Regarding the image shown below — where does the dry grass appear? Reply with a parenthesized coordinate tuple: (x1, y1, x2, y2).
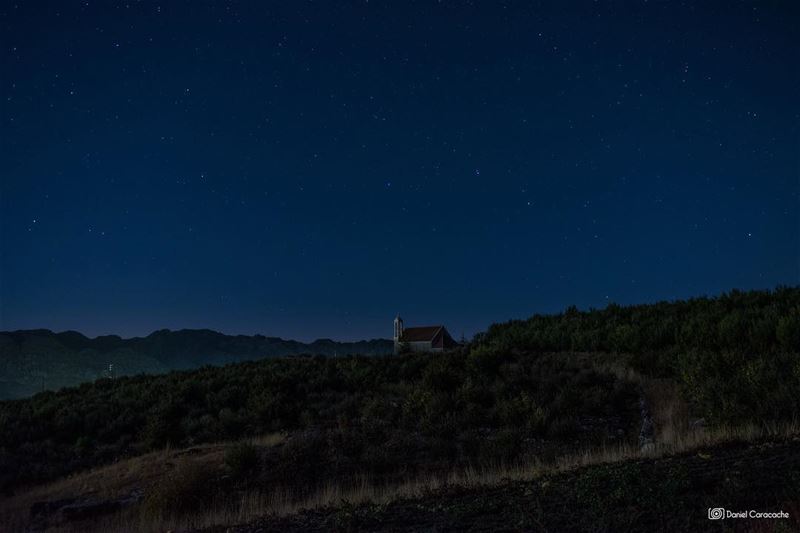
(589, 358, 693, 447)
(0, 433, 286, 533)
(6, 421, 797, 533)
(104, 420, 800, 533)
(644, 378, 691, 445)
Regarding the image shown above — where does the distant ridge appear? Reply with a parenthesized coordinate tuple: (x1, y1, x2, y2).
(0, 328, 393, 400)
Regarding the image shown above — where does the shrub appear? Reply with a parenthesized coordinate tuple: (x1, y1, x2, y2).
(224, 441, 260, 480)
(678, 349, 800, 424)
(776, 312, 800, 351)
(142, 461, 218, 518)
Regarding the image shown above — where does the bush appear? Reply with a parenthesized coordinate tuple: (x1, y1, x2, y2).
(678, 349, 800, 424)
(142, 461, 218, 518)
(224, 441, 260, 480)
(776, 312, 800, 351)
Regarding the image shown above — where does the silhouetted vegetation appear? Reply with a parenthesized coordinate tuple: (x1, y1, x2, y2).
(0, 352, 637, 495)
(475, 287, 800, 424)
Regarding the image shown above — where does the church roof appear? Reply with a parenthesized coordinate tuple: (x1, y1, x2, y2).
(400, 326, 443, 342)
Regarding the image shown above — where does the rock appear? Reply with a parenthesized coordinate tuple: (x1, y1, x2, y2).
(691, 418, 706, 429)
(29, 489, 143, 527)
(30, 498, 76, 518)
(60, 499, 123, 522)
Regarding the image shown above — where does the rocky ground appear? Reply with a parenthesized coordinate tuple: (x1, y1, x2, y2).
(205, 437, 800, 532)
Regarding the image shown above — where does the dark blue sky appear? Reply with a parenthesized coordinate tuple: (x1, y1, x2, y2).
(1, 1, 798, 341)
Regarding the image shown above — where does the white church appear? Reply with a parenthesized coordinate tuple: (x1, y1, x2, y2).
(393, 315, 459, 354)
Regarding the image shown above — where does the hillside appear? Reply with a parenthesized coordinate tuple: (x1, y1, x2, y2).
(0, 329, 393, 399)
(210, 436, 800, 532)
(0, 350, 642, 497)
(0, 346, 647, 531)
(3, 414, 797, 531)
(0, 287, 798, 531)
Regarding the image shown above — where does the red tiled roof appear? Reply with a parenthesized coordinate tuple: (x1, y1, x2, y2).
(400, 326, 442, 342)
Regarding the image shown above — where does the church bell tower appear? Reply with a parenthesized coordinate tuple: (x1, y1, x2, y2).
(393, 314, 404, 342)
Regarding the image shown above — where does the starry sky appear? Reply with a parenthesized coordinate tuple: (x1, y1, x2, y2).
(1, 2, 798, 341)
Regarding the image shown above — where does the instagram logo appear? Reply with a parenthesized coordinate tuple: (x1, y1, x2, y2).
(708, 508, 725, 520)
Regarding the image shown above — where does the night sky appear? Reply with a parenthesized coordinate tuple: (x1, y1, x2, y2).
(1, 2, 798, 341)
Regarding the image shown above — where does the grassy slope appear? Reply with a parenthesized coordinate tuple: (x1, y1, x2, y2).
(230, 437, 799, 533)
(5, 426, 797, 532)
(0, 434, 285, 532)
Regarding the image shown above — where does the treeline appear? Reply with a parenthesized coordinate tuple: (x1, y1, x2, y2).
(475, 286, 800, 423)
(477, 287, 800, 358)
